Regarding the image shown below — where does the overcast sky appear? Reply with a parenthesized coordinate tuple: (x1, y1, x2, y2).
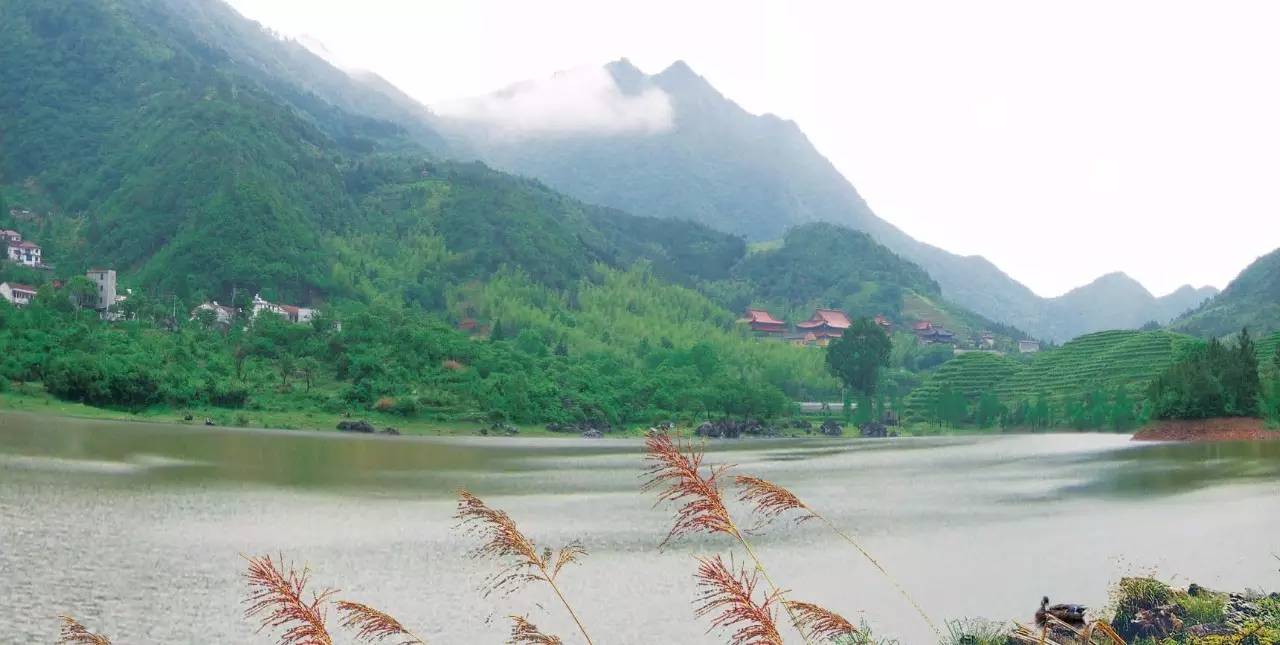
(228, 0, 1280, 297)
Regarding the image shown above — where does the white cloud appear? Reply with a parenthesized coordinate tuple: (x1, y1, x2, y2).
(432, 66, 673, 137)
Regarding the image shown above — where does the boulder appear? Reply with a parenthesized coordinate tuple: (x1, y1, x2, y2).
(819, 419, 843, 437)
(581, 429, 603, 439)
(379, 427, 401, 436)
(337, 420, 376, 433)
(859, 421, 890, 438)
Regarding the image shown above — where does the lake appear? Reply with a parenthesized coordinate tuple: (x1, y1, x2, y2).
(2, 411, 1278, 643)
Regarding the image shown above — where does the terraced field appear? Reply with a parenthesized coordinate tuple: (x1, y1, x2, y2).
(1258, 331, 1280, 365)
(903, 351, 1023, 419)
(995, 330, 1202, 403)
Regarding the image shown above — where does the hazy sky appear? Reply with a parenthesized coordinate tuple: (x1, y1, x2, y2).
(228, 0, 1280, 297)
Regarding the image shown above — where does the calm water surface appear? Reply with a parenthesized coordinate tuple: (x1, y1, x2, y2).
(2, 411, 1279, 643)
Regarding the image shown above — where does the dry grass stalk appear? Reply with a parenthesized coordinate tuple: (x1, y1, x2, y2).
(454, 490, 594, 645)
(643, 433, 737, 546)
(694, 555, 784, 645)
(243, 553, 336, 645)
(336, 601, 427, 644)
(734, 476, 816, 528)
(733, 474, 941, 640)
(644, 435, 817, 644)
(57, 616, 112, 645)
(1010, 615, 1126, 645)
(784, 601, 859, 641)
(508, 615, 564, 644)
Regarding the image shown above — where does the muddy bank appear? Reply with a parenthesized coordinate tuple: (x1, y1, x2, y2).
(1132, 417, 1278, 442)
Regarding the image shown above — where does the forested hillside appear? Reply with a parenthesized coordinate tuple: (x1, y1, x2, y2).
(1172, 247, 1280, 338)
(0, 0, 849, 425)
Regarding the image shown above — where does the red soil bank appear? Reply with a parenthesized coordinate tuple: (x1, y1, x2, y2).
(1131, 417, 1278, 442)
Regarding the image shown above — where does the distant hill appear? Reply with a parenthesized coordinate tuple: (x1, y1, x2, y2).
(1171, 247, 1280, 338)
(701, 222, 1028, 346)
(434, 59, 1220, 342)
(1037, 273, 1218, 341)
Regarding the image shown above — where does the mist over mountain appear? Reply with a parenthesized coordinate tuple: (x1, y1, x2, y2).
(432, 59, 1221, 341)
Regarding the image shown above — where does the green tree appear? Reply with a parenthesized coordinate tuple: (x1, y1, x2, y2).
(65, 276, 98, 311)
(825, 318, 891, 417)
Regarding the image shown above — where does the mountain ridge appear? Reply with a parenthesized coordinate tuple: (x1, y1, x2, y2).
(431, 58, 1222, 341)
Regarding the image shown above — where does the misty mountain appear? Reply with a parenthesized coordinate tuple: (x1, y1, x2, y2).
(433, 59, 1220, 341)
(1171, 247, 1280, 338)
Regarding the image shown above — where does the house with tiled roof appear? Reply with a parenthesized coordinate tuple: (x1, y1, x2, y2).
(7, 240, 41, 266)
(252, 293, 315, 324)
(796, 309, 851, 342)
(0, 282, 38, 307)
(192, 301, 237, 325)
(740, 308, 787, 335)
(0, 230, 21, 245)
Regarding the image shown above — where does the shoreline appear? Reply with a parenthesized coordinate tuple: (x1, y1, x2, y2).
(1131, 417, 1279, 442)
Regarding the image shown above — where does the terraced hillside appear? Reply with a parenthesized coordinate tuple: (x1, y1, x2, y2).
(995, 330, 1201, 403)
(1258, 331, 1280, 365)
(903, 352, 1023, 420)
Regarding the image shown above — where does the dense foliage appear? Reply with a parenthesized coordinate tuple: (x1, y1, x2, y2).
(1148, 328, 1261, 420)
(0, 279, 808, 425)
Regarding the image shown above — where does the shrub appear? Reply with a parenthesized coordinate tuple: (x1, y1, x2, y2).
(1175, 591, 1226, 626)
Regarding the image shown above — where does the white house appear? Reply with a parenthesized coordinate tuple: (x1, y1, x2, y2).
(192, 301, 237, 325)
(0, 282, 38, 307)
(0, 229, 21, 245)
(252, 293, 315, 324)
(1018, 340, 1042, 354)
(84, 269, 118, 319)
(7, 240, 41, 266)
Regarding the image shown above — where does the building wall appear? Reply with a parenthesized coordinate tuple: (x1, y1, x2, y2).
(86, 270, 117, 315)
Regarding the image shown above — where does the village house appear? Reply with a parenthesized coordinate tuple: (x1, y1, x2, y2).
(252, 293, 315, 324)
(913, 320, 957, 345)
(796, 309, 851, 346)
(84, 269, 120, 319)
(7, 240, 42, 267)
(0, 229, 21, 245)
(0, 282, 38, 307)
(191, 301, 237, 325)
(1019, 339, 1041, 354)
(740, 308, 787, 336)
(873, 314, 893, 332)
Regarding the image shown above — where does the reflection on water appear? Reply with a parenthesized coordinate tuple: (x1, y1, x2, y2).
(2, 411, 1278, 643)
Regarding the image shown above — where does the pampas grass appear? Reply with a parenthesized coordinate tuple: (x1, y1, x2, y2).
(455, 489, 594, 645)
(57, 616, 112, 645)
(243, 554, 336, 645)
(336, 601, 427, 644)
(785, 601, 859, 641)
(508, 615, 564, 644)
(694, 555, 784, 645)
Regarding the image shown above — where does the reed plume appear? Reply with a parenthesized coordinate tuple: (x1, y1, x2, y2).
(734, 476, 816, 528)
(693, 555, 784, 645)
(733, 474, 940, 640)
(508, 615, 564, 644)
(243, 553, 336, 645)
(336, 601, 427, 644)
(57, 616, 112, 645)
(783, 601, 859, 641)
(642, 433, 737, 546)
(454, 489, 594, 645)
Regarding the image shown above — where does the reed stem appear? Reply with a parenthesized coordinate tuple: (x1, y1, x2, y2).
(540, 565, 594, 645)
(814, 514, 942, 640)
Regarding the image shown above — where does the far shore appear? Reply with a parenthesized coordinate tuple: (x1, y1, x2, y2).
(4, 388, 1278, 442)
